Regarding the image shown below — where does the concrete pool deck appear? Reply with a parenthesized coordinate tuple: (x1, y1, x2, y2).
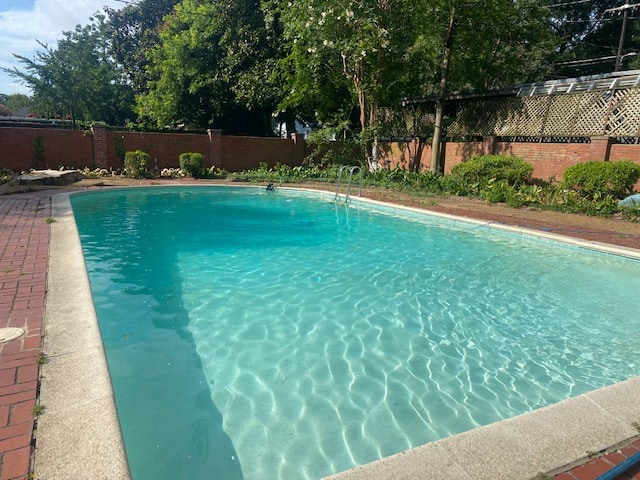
(0, 184, 638, 479)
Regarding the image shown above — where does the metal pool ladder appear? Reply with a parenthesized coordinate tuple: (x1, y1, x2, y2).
(334, 166, 362, 205)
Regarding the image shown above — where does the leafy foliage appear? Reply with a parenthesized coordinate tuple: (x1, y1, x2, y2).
(136, 0, 281, 134)
(230, 161, 632, 218)
(278, 0, 414, 137)
(562, 160, 640, 199)
(179, 152, 205, 177)
(304, 127, 364, 168)
(551, 0, 640, 76)
(1, 0, 630, 137)
(447, 0, 557, 92)
(3, 17, 134, 127)
(124, 150, 150, 178)
(4, 94, 33, 113)
(0, 169, 17, 185)
(450, 155, 533, 187)
(104, 0, 181, 94)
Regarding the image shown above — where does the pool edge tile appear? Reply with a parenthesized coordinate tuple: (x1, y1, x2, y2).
(34, 192, 131, 479)
(38, 187, 640, 480)
(323, 441, 473, 480)
(33, 395, 130, 480)
(325, 377, 640, 480)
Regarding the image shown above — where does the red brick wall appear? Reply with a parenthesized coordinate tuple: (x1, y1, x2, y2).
(0, 127, 92, 171)
(382, 138, 640, 182)
(610, 143, 640, 162)
(2, 125, 639, 180)
(379, 140, 432, 171)
(442, 142, 485, 173)
(105, 130, 212, 172)
(221, 135, 298, 171)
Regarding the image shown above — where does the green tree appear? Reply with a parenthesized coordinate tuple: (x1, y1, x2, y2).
(104, 0, 181, 93)
(549, 0, 640, 76)
(137, 0, 282, 134)
(4, 17, 134, 127)
(279, 0, 556, 166)
(279, 0, 420, 157)
(427, 0, 557, 172)
(5, 94, 33, 113)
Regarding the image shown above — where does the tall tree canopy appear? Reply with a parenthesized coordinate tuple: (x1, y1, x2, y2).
(4, 94, 33, 113)
(422, 0, 557, 171)
(136, 0, 282, 134)
(4, 16, 133, 127)
(550, 0, 640, 76)
(279, 0, 423, 151)
(104, 0, 182, 93)
(278, 0, 557, 160)
(4, 0, 637, 139)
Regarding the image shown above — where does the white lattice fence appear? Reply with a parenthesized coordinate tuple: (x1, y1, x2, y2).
(605, 89, 640, 136)
(445, 87, 640, 137)
(542, 94, 581, 136)
(573, 91, 609, 136)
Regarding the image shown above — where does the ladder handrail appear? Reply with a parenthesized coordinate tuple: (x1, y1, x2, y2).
(344, 166, 362, 204)
(335, 165, 362, 205)
(334, 165, 350, 203)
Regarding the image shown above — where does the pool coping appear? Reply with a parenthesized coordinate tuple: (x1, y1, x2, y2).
(36, 186, 640, 479)
(33, 192, 130, 479)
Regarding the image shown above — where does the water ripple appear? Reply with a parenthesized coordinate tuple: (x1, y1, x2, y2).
(80, 188, 640, 480)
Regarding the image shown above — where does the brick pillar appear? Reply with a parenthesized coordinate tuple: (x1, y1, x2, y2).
(482, 136, 496, 155)
(91, 124, 108, 168)
(291, 133, 306, 166)
(207, 129, 223, 168)
(590, 136, 613, 161)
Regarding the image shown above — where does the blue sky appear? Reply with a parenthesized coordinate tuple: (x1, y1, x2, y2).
(2, 1, 36, 9)
(0, 0, 122, 95)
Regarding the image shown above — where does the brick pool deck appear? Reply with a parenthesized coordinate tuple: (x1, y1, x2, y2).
(0, 192, 49, 480)
(0, 187, 638, 479)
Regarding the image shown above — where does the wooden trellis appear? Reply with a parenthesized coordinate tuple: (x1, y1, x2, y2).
(446, 87, 640, 137)
(606, 89, 640, 136)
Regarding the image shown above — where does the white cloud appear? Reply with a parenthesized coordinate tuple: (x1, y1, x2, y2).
(0, 0, 123, 95)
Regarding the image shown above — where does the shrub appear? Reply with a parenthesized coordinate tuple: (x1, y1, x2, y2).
(124, 150, 150, 178)
(179, 152, 205, 178)
(0, 168, 16, 185)
(160, 168, 184, 178)
(450, 155, 533, 187)
(562, 160, 640, 199)
(80, 167, 112, 178)
(205, 166, 228, 179)
(621, 204, 640, 222)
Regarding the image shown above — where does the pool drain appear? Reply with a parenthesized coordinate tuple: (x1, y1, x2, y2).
(0, 328, 25, 343)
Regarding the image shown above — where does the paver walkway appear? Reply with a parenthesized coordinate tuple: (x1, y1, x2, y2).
(0, 192, 49, 480)
(554, 438, 640, 480)
(0, 187, 636, 479)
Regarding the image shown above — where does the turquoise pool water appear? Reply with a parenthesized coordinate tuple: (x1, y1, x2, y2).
(71, 186, 640, 480)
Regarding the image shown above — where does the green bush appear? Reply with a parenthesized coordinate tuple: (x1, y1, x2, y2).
(0, 168, 16, 185)
(124, 150, 150, 178)
(179, 152, 205, 178)
(204, 166, 228, 179)
(450, 155, 533, 187)
(562, 160, 640, 199)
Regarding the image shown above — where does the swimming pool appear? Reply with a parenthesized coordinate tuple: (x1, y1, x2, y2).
(70, 186, 640, 480)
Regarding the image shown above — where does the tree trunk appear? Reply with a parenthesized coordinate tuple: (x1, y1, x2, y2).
(283, 109, 296, 139)
(430, 8, 458, 173)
